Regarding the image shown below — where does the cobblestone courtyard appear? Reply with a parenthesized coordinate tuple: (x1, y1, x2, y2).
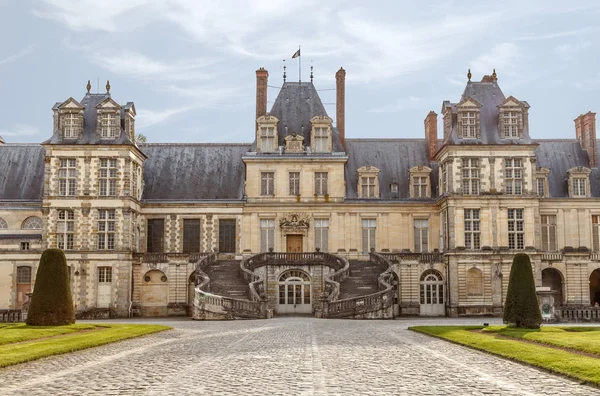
(0, 317, 597, 395)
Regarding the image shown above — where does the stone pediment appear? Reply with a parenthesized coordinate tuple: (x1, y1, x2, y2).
(284, 133, 305, 153)
(279, 213, 310, 235)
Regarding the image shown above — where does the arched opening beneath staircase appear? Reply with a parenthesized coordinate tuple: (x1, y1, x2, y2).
(140, 270, 169, 317)
(419, 269, 445, 316)
(276, 269, 312, 315)
(590, 269, 600, 306)
(542, 268, 564, 307)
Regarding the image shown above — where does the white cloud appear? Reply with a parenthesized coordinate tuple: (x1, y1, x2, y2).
(0, 123, 39, 137)
(0, 47, 33, 66)
(136, 105, 197, 129)
(515, 27, 599, 41)
(469, 43, 520, 77)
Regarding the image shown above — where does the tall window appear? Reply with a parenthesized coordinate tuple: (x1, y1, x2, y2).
(59, 158, 77, 196)
(63, 113, 80, 138)
(466, 268, 484, 297)
(314, 172, 328, 195)
(101, 113, 119, 138)
(261, 172, 274, 196)
(537, 178, 546, 197)
(362, 219, 376, 253)
(98, 266, 112, 283)
(315, 219, 329, 252)
(361, 176, 376, 198)
(541, 215, 557, 251)
(505, 158, 522, 195)
(414, 219, 429, 253)
(97, 209, 116, 250)
(593, 215, 600, 251)
(16, 266, 32, 306)
(183, 219, 201, 253)
(461, 158, 479, 195)
(289, 172, 300, 195)
(503, 111, 519, 138)
(147, 219, 165, 253)
(99, 159, 118, 196)
(314, 127, 328, 152)
(461, 111, 477, 138)
(573, 178, 586, 197)
(261, 127, 275, 152)
(413, 176, 428, 198)
(464, 209, 480, 249)
(260, 219, 275, 252)
(441, 162, 448, 194)
(57, 209, 74, 250)
(508, 209, 524, 249)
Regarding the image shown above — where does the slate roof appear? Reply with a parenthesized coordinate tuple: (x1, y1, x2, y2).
(0, 144, 45, 201)
(139, 143, 251, 201)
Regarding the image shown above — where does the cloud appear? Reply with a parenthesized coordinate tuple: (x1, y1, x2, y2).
(0, 47, 33, 66)
(515, 27, 599, 41)
(136, 105, 197, 129)
(0, 123, 39, 137)
(469, 43, 520, 76)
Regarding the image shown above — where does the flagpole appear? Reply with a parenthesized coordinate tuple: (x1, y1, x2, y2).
(299, 45, 301, 83)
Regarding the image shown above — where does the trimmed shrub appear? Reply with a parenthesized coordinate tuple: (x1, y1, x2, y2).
(26, 249, 75, 326)
(503, 253, 542, 329)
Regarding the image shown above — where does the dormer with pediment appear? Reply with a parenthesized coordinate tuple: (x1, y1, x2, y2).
(455, 97, 482, 139)
(498, 96, 529, 140)
(357, 166, 380, 198)
(96, 97, 122, 140)
(256, 115, 279, 153)
(409, 165, 433, 198)
(53, 97, 85, 140)
(310, 115, 333, 153)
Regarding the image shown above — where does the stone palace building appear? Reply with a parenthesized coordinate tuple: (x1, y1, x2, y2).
(1, 67, 600, 320)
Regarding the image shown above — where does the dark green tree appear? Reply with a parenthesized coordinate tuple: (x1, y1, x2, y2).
(26, 249, 75, 326)
(503, 253, 542, 329)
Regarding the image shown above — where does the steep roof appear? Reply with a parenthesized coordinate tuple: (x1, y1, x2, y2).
(0, 144, 45, 201)
(140, 143, 251, 201)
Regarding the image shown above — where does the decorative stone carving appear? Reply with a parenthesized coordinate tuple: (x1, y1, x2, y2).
(279, 213, 310, 235)
(284, 133, 305, 153)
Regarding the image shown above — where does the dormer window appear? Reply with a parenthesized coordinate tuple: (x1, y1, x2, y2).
(456, 97, 481, 139)
(461, 112, 477, 138)
(573, 178, 586, 196)
(310, 116, 333, 153)
(100, 113, 119, 138)
(314, 128, 328, 152)
(390, 182, 399, 198)
(498, 96, 527, 140)
(567, 166, 591, 198)
(536, 167, 550, 197)
(409, 166, 432, 199)
(503, 111, 519, 138)
(55, 97, 84, 140)
(256, 115, 279, 153)
(261, 127, 275, 151)
(357, 166, 380, 198)
(63, 113, 81, 138)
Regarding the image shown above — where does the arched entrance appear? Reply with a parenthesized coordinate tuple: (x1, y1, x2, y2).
(277, 270, 311, 315)
(420, 269, 444, 316)
(590, 269, 600, 306)
(141, 270, 169, 316)
(542, 268, 564, 307)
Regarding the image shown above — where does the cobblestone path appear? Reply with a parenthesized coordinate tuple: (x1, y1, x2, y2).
(0, 317, 597, 395)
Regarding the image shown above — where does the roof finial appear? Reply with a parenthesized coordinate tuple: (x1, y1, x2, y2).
(492, 68, 497, 81)
(310, 62, 313, 83)
(283, 59, 286, 83)
(106, 80, 111, 93)
(86, 80, 91, 93)
(467, 69, 472, 82)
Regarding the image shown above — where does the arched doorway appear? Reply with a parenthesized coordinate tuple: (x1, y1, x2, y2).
(542, 268, 564, 307)
(141, 270, 169, 316)
(420, 269, 444, 316)
(277, 270, 311, 315)
(590, 269, 600, 306)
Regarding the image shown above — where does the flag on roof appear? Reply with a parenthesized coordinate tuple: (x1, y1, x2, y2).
(292, 49, 300, 58)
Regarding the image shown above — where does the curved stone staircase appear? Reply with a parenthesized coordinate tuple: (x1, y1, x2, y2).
(338, 260, 389, 300)
(202, 260, 249, 300)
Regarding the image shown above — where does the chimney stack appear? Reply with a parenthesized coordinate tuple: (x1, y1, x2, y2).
(336, 67, 346, 149)
(424, 111, 438, 160)
(256, 67, 269, 125)
(575, 111, 597, 168)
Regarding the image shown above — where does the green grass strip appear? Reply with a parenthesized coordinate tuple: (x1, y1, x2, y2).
(0, 324, 171, 368)
(410, 326, 600, 386)
(0, 323, 99, 345)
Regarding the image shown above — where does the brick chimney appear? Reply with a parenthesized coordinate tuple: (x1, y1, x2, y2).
(336, 67, 346, 149)
(575, 111, 597, 168)
(424, 111, 438, 160)
(255, 67, 268, 123)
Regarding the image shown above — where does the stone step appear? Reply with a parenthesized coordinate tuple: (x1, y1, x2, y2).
(202, 260, 251, 300)
(338, 260, 388, 300)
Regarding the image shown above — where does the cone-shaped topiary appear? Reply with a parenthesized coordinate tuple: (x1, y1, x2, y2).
(503, 253, 542, 329)
(26, 249, 75, 326)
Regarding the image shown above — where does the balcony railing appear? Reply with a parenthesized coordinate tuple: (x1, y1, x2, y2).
(380, 252, 443, 264)
(133, 252, 211, 264)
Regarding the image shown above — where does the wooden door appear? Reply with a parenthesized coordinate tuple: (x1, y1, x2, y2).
(286, 235, 302, 253)
(219, 219, 236, 253)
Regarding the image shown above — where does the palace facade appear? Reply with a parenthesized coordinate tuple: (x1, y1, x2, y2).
(1, 67, 599, 319)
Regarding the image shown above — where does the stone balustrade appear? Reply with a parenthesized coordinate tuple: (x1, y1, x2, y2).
(559, 307, 600, 322)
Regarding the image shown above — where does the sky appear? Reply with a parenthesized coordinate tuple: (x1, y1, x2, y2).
(1, 0, 599, 144)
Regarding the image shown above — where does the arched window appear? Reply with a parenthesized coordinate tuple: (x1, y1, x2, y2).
(22, 216, 43, 230)
(0, 217, 7, 229)
(466, 267, 484, 297)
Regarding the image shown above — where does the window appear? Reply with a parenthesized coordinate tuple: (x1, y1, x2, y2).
(414, 219, 429, 253)
(314, 172, 328, 195)
(0, 217, 6, 229)
(147, 219, 165, 253)
(22, 216, 42, 230)
(593, 215, 600, 251)
(537, 178, 546, 197)
(219, 219, 236, 253)
(573, 178, 586, 197)
(57, 209, 74, 250)
(260, 219, 275, 252)
(362, 219, 376, 253)
(314, 127, 328, 152)
(361, 177, 376, 198)
(16, 266, 32, 307)
(462, 158, 479, 195)
(289, 172, 300, 195)
(420, 270, 444, 305)
(183, 219, 201, 253)
(63, 113, 80, 138)
(99, 159, 118, 196)
(503, 111, 519, 138)
(390, 183, 399, 196)
(260, 126, 275, 152)
(100, 113, 119, 138)
(466, 268, 483, 297)
(413, 176, 428, 198)
(261, 172, 275, 196)
(464, 209, 480, 249)
(541, 215, 557, 251)
(98, 266, 112, 283)
(132, 163, 139, 199)
(315, 219, 329, 252)
(441, 162, 448, 194)
(97, 209, 116, 250)
(505, 158, 522, 195)
(461, 111, 477, 138)
(59, 158, 77, 196)
(20, 242, 30, 251)
(508, 209, 524, 249)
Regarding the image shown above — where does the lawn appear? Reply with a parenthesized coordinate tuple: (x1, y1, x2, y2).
(409, 325, 600, 386)
(0, 323, 171, 368)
